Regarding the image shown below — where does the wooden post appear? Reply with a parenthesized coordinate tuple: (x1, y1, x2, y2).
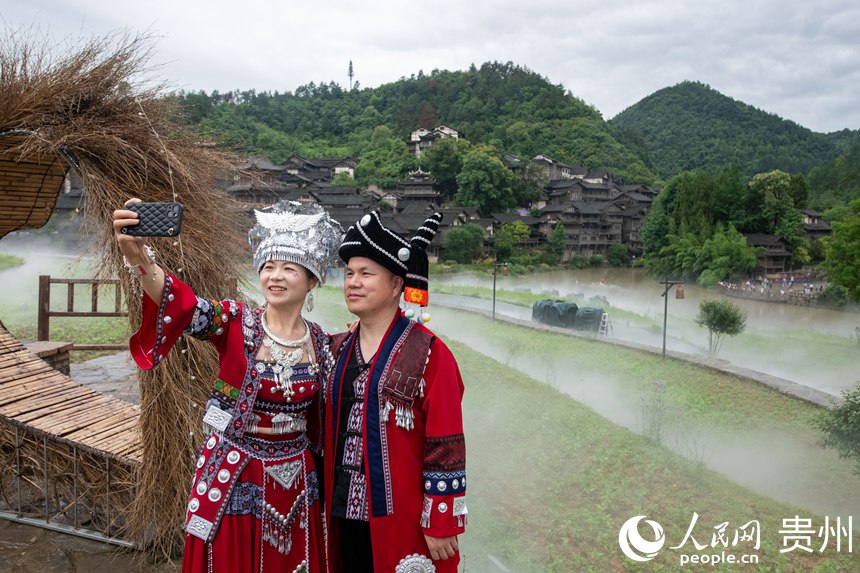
(37, 275, 50, 341)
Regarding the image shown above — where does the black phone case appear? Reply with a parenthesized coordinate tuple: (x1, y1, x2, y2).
(122, 202, 184, 237)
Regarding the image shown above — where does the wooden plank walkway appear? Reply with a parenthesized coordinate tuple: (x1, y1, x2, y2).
(0, 326, 141, 464)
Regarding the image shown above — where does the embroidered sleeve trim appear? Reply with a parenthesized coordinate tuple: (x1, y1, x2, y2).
(424, 433, 466, 472)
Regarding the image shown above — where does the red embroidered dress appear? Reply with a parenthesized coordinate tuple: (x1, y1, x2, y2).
(129, 274, 331, 573)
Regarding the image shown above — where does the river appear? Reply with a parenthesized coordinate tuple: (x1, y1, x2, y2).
(435, 267, 860, 397)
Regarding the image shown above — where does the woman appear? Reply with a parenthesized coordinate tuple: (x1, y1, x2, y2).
(113, 199, 342, 573)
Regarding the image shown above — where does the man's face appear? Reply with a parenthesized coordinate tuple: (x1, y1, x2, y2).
(343, 256, 403, 318)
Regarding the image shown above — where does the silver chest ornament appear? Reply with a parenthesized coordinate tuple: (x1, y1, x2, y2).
(395, 553, 436, 573)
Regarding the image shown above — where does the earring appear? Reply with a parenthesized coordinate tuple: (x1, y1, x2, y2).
(305, 291, 314, 312)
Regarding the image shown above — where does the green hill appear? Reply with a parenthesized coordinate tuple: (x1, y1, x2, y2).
(610, 81, 860, 179)
(176, 62, 657, 184)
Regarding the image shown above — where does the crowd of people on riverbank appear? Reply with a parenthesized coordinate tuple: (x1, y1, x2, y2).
(717, 272, 827, 303)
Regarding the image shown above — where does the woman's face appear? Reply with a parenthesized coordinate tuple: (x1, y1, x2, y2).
(259, 260, 317, 310)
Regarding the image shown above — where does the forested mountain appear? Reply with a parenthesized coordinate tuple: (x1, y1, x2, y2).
(175, 62, 657, 184)
(807, 141, 860, 211)
(610, 81, 859, 179)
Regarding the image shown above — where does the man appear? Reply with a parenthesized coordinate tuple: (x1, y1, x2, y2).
(324, 211, 467, 573)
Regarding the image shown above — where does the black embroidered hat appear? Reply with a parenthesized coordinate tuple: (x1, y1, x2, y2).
(339, 211, 443, 308)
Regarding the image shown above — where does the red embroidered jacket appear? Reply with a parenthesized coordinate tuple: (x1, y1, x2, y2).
(324, 313, 467, 573)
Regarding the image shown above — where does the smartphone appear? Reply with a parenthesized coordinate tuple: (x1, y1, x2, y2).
(122, 202, 184, 237)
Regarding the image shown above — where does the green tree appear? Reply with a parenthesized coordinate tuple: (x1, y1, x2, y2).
(455, 148, 516, 215)
(823, 199, 860, 301)
(816, 383, 860, 476)
(354, 126, 412, 188)
(641, 190, 672, 257)
(425, 138, 471, 200)
(746, 170, 794, 232)
(788, 173, 809, 209)
(442, 223, 485, 263)
(695, 299, 747, 356)
(711, 165, 747, 227)
(694, 224, 758, 286)
(606, 243, 629, 267)
(548, 222, 566, 263)
(331, 172, 357, 186)
(494, 221, 530, 261)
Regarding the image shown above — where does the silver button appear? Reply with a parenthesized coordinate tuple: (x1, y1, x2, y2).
(438, 502, 448, 513)
(360, 214, 371, 227)
(206, 436, 216, 449)
(196, 455, 205, 469)
(452, 479, 459, 489)
(188, 498, 199, 512)
(425, 480, 431, 491)
(196, 481, 207, 495)
(397, 247, 410, 261)
(217, 469, 230, 483)
(161, 336, 167, 344)
(168, 294, 175, 301)
(215, 327, 224, 335)
(437, 481, 447, 492)
(227, 451, 240, 464)
(163, 316, 172, 324)
(208, 488, 222, 502)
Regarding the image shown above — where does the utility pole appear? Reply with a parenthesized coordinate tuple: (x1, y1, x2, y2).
(492, 262, 509, 320)
(660, 280, 683, 357)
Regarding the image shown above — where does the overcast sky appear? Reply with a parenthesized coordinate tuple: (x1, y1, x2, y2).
(4, 0, 860, 133)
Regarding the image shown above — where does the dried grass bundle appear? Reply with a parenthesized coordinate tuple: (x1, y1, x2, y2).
(1, 30, 252, 556)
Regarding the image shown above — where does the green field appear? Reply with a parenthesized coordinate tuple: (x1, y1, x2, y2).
(0, 253, 24, 271)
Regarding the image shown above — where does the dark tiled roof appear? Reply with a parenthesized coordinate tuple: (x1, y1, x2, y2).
(238, 157, 284, 171)
(312, 186, 361, 195)
(398, 202, 437, 215)
(490, 213, 542, 226)
(541, 204, 568, 213)
(745, 234, 787, 247)
(325, 207, 371, 228)
(570, 201, 613, 214)
(313, 194, 375, 207)
(578, 181, 612, 190)
(546, 179, 578, 190)
(619, 191, 653, 202)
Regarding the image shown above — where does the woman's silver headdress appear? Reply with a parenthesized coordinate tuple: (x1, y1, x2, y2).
(248, 201, 343, 283)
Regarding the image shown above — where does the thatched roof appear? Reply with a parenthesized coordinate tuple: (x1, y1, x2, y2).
(0, 31, 250, 556)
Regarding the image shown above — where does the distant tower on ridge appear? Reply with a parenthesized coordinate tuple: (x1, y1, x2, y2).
(348, 60, 355, 91)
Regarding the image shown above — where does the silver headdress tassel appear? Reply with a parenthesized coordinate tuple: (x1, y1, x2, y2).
(248, 201, 343, 283)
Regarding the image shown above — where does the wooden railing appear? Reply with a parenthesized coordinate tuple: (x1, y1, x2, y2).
(37, 275, 128, 351)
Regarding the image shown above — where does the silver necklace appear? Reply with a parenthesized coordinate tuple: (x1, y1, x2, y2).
(260, 312, 310, 400)
(261, 310, 310, 347)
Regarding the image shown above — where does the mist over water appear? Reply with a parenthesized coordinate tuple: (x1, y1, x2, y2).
(436, 267, 860, 396)
(427, 305, 860, 528)
(0, 234, 96, 330)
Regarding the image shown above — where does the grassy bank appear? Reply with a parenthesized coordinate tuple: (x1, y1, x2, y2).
(0, 253, 24, 271)
(0, 255, 130, 362)
(310, 288, 859, 572)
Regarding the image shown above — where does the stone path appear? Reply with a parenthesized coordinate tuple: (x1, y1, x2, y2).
(69, 352, 140, 404)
